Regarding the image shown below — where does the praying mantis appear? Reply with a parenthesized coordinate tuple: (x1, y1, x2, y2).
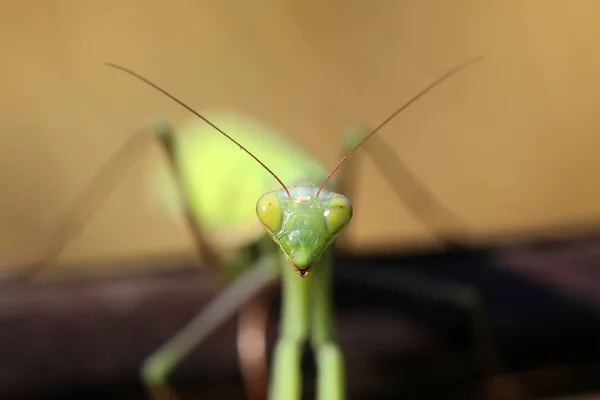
(0, 56, 506, 400)
(103, 57, 484, 400)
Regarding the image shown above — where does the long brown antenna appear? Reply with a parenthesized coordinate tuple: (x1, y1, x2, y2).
(317, 56, 483, 197)
(105, 63, 291, 198)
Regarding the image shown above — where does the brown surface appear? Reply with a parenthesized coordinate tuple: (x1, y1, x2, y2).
(499, 237, 600, 306)
(2, 260, 599, 400)
(0, 262, 448, 399)
(2, 231, 600, 399)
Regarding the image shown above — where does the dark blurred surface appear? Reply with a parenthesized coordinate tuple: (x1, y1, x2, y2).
(1, 229, 600, 400)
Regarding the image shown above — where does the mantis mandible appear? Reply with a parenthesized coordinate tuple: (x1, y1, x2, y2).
(102, 56, 484, 400)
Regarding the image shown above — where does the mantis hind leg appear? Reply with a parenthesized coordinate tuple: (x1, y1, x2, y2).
(0, 118, 275, 398)
(335, 125, 522, 398)
(269, 253, 311, 400)
(0, 122, 168, 283)
(335, 124, 469, 245)
(311, 250, 345, 400)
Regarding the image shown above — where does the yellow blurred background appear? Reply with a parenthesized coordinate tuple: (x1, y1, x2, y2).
(0, 0, 599, 274)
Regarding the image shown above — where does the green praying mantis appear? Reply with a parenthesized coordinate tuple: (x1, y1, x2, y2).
(103, 57, 484, 400)
(0, 56, 504, 400)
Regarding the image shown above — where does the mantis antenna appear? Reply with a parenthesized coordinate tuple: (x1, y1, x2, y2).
(106, 56, 482, 200)
(316, 56, 483, 197)
(104, 62, 292, 198)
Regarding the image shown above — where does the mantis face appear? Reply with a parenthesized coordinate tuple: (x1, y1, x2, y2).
(256, 186, 353, 276)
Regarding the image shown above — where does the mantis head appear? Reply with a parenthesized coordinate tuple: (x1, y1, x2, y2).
(256, 186, 352, 276)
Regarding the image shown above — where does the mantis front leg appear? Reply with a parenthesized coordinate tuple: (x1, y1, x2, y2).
(269, 249, 344, 400)
(269, 253, 310, 400)
(311, 249, 345, 400)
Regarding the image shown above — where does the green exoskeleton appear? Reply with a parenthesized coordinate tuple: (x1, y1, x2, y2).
(103, 57, 484, 400)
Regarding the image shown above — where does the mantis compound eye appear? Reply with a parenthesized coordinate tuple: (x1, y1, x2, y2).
(324, 194, 353, 235)
(256, 191, 283, 234)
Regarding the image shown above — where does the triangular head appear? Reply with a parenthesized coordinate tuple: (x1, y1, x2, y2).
(256, 186, 352, 276)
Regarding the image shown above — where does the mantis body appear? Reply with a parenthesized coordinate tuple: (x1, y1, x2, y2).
(104, 57, 484, 400)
